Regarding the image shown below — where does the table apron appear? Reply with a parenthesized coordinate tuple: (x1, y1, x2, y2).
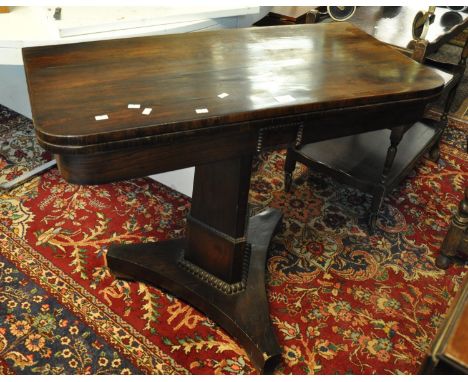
(50, 97, 429, 185)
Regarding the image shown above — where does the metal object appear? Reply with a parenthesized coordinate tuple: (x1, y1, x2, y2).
(0, 159, 56, 190)
(327, 6, 356, 21)
(412, 6, 436, 40)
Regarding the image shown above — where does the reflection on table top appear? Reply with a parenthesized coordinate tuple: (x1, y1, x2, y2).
(23, 22, 445, 147)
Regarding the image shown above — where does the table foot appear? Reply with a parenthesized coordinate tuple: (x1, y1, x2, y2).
(106, 208, 283, 373)
(435, 253, 452, 269)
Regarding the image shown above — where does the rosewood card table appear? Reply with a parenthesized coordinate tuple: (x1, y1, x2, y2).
(22, 23, 444, 373)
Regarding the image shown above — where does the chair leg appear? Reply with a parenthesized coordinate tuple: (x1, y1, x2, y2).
(437, 187, 468, 269)
(435, 253, 452, 270)
(368, 125, 408, 233)
(369, 186, 385, 234)
(368, 214, 377, 235)
(428, 122, 445, 162)
(428, 118, 445, 163)
(429, 96, 451, 163)
(284, 148, 296, 192)
(428, 143, 440, 162)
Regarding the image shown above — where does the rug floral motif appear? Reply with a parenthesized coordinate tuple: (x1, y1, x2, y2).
(0, 105, 52, 185)
(0, 111, 466, 374)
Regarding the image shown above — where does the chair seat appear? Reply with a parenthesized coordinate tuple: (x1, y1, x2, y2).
(293, 118, 441, 193)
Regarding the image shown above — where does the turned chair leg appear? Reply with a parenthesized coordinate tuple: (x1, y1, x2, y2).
(428, 120, 444, 163)
(437, 187, 468, 269)
(428, 143, 440, 162)
(369, 187, 385, 234)
(428, 109, 449, 163)
(284, 148, 297, 192)
(368, 125, 408, 234)
(368, 215, 377, 235)
(435, 253, 452, 270)
(435, 41, 468, 266)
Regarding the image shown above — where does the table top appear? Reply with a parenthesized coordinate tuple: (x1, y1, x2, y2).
(348, 6, 468, 51)
(23, 22, 444, 148)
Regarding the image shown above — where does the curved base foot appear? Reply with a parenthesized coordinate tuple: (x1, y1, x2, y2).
(110, 271, 136, 282)
(106, 208, 283, 374)
(436, 253, 452, 270)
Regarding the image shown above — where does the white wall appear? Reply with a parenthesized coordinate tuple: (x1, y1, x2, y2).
(149, 168, 195, 197)
(0, 65, 32, 118)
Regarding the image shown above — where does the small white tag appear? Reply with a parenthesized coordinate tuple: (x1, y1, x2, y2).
(142, 108, 152, 115)
(128, 104, 141, 109)
(95, 114, 108, 121)
(217, 93, 229, 99)
(274, 95, 296, 103)
(195, 108, 209, 114)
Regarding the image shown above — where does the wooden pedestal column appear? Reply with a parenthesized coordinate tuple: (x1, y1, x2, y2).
(106, 157, 282, 373)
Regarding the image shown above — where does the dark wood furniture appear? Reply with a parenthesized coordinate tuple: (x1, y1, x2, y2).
(436, 187, 468, 269)
(284, 8, 468, 232)
(348, 7, 468, 122)
(420, 273, 468, 374)
(22, 23, 444, 373)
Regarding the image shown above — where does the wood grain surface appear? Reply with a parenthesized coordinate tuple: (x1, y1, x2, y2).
(23, 22, 445, 148)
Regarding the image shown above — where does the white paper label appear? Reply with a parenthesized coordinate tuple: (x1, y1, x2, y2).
(274, 95, 296, 103)
(95, 114, 109, 121)
(142, 108, 152, 115)
(195, 108, 209, 114)
(217, 93, 229, 99)
(128, 104, 141, 109)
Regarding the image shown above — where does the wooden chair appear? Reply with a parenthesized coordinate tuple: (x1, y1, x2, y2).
(284, 35, 468, 233)
(436, 187, 468, 269)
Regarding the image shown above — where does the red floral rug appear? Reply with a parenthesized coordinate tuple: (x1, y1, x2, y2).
(0, 105, 466, 374)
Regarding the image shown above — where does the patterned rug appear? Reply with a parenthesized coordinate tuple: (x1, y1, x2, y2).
(0, 106, 52, 187)
(0, 103, 467, 374)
